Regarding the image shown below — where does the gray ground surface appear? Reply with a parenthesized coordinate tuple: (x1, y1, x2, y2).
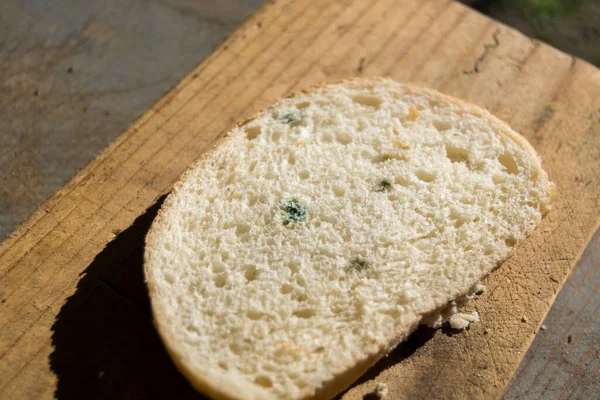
(0, 0, 263, 239)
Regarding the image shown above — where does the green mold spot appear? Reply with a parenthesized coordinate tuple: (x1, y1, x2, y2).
(348, 257, 369, 272)
(281, 198, 309, 226)
(276, 110, 303, 127)
(376, 180, 392, 192)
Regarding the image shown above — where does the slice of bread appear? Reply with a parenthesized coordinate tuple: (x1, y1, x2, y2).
(144, 78, 554, 400)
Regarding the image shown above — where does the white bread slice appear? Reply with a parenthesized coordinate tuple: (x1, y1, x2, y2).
(144, 78, 554, 400)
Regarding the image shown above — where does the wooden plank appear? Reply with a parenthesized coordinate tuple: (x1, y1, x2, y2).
(504, 229, 600, 399)
(1, 0, 600, 398)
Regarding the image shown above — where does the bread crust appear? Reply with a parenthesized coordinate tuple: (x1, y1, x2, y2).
(144, 77, 554, 400)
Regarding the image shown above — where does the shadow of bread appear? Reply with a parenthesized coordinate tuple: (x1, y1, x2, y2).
(49, 195, 204, 399)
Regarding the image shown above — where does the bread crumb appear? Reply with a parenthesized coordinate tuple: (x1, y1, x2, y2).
(473, 282, 486, 294)
(375, 383, 389, 398)
(521, 316, 528, 323)
(408, 107, 420, 121)
(449, 311, 479, 330)
(540, 324, 547, 331)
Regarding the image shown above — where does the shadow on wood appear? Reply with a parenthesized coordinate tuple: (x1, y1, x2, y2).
(49, 195, 205, 399)
(336, 325, 438, 400)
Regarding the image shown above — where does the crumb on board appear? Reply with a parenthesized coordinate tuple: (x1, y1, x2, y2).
(473, 282, 486, 294)
(449, 311, 479, 330)
(540, 324, 547, 331)
(375, 382, 389, 398)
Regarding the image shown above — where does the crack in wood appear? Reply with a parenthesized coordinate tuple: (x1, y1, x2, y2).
(463, 28, 500, 75)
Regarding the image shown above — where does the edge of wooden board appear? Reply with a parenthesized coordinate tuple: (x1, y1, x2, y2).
(1, 0, 600, 399)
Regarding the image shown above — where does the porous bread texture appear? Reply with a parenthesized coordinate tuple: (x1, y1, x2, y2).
(145, 78, 554, 400)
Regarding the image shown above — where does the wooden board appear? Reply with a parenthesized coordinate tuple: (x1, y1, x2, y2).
(504, 229, 600, 399)
(1, 0, 599, 398)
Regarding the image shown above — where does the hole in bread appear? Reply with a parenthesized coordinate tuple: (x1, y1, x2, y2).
(163, 272, 175, 284)
(245, 126, 261, 140)
(335, 132, 352, 145)
(236, 223, 251, 235)
(280, 283, 293, 294)
(288, 261, 299, 274)
(498, 152, 519, 174)
(293, 309, 316, 319)
(230, 343, 243, 355)
(299, 170, 310, 180)
(218, 361, 229, 371)
(212, 261, 225, 274)
(415, 169, 436, 183)
(505, 237, 517, 247)
(296, 276, 306, 287)
(296, 101, 310, 109)
(454, 218, 466, 228)
(295, 293, 308, 302)
(244, 264, 258, 281)
(460, 196, 473, 205)
(271, 131, 282, 142)
(445, 144, 469, 163)
(352, 94, 382, 108)
(321, 133, 333, 143)
(255, 376, 273, 388)
(214, 274, 227, 288)
(433, 120, 452, 131)
(247, 310, 263, 320)
(288, 152, 296, 165)
(332, 185, 345, 197)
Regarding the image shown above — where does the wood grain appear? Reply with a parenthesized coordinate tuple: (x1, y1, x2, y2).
(504, 229, 600, 399)
(0, 0, 599, 398)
